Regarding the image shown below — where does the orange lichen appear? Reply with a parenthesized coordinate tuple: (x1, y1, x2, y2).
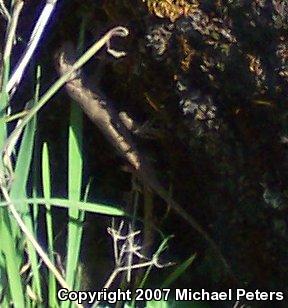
(144, 0, 199, 22)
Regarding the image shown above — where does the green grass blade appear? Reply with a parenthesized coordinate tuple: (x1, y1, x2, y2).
(0, 209, 25, 306)
(68, 103, 83, 201)
(0, 57, 10, 112)
(10, 103, 36, 209)
(2, 197, 125, 216)
(65, 103, 83, 294)
(42, 142, 57, 307)
(32, 65, 42, 234)
(64, 19, 86, 302)
(161, 254, 196, 288)
(0, 53, 11, 306)
(0, 29, 25, 306)
(73, 179, 92, 294)
(8, 88, 43, 303)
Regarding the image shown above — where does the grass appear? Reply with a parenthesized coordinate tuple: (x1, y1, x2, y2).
(0, 11, 127, 308)
(0, 4, 192, 308)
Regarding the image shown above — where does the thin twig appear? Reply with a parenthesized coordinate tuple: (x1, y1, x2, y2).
(91, 223, 171, 308)
(2, 0, 23, 61)
(7, 0, 58, 95)
(126, 224, 133, 282)
(0, 0, 11, 22)
(1, 0, 23, 90)
(0, 0, 24, 187)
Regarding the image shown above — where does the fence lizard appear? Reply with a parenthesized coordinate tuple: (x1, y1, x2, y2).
(55, 42, 236, 282)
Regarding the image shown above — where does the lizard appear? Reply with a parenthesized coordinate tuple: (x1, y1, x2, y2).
(54, 41, 237, 283)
